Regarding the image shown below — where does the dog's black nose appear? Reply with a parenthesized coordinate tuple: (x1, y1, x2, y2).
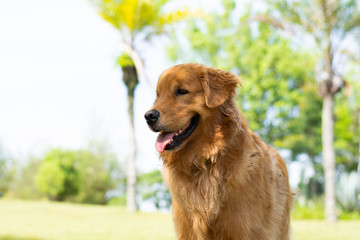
(144, 109, 160, 125)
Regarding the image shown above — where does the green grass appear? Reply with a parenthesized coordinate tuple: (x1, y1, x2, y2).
(0, 199, 174, 240)
(291, 198, 325, 220)
(0, 199, 359, 240)
(292, 220, 360, 240)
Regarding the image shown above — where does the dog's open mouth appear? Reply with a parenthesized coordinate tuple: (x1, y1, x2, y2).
(155, 114, 199, 153)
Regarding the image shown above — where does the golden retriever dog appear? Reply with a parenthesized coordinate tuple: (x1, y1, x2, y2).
(145, 63, 292, 240)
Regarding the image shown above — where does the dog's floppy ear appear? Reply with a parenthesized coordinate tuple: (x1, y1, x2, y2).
(200, 67, 242, 108)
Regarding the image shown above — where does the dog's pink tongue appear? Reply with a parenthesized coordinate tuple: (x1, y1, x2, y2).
(155, 132, 176, 153)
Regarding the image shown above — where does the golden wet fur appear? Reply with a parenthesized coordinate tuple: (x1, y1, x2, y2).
(147, 63, 292, 240)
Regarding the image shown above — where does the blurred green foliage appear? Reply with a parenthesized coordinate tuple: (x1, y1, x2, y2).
(8, 159, 43, 199)
(334, 78, 360, 172)
(71, 142, 123, 204)
(138, 170, 171, 210)
(8, 142, 123, 205)
(36, 149, 80, 201)
(0, 145, 15, 196)
(266, 0, 360, 171)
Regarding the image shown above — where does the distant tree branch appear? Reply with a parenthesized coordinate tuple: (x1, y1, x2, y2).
(247, 15, 287, 31)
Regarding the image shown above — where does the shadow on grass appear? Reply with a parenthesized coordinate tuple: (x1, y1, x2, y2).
(0, 236, 45, 240)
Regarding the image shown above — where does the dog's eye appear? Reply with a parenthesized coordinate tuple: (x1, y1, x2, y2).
(176, 88, 189, 96)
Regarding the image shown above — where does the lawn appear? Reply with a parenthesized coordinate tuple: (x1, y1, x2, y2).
(0, 199, 359, 240)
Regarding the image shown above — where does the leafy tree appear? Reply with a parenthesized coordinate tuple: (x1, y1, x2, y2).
(36, 149, 79, 201)
(36, 145, 123, 204)
(250, 0, 360, 222)
(94, 0, 192, 212)
(73, 142, 123, 205)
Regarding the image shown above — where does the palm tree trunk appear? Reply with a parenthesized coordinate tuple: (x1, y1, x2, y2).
(126, 93, 137, 212)
(122, 65, 139, 212)
(322, 93, 337, 222)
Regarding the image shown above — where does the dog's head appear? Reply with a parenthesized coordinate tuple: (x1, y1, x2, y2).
(145, 63, 241, 153)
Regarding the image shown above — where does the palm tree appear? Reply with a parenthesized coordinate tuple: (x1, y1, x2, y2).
(251, 0, 360, 222)
(116, 54, 138, 212)
(94, 0, 191, 212)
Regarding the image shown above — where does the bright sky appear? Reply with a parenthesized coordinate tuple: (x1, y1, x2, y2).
(0, 0, 309, 186)
(0, 0, 167, 172)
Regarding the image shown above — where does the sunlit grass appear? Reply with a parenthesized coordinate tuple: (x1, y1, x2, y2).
(293, 220, 360, 240)
(0, 199, 174, 240)
(0, 199, 359, 240)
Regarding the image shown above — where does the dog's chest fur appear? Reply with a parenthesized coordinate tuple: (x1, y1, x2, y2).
(167, 160, 223, 215)
(164, 159, 226, 239)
